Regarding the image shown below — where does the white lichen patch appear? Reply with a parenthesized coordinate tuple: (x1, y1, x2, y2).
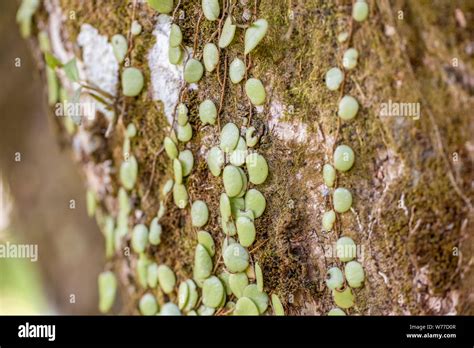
(148, 15, 185, 125)
(75, 24, 119, 121)
(77, 24, 119, 98)
(268, 99, 308, 143)
(45, 0, 72, 64)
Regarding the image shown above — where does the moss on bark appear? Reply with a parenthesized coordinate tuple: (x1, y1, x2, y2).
(31, 0, 474, 314)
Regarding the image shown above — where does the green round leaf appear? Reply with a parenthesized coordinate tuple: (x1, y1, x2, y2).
(234, 296, 259, 315)
(147, 262, 159, 288)
(168, 45, 183, 65)
(160, 302, 181, 315)
(199, 99, 217, 125)
(219, 16, 236, 48)
(139, 293, 158, 315)
(164, 136, 178, 159)
(193, 244, 213, 282)
(179, 149, 194, 177)
(246, 153, 269, 185)
(344, 261, 365, 288)
(218, 271, 232, 296)
(322, 210, 336, 231)
(244, 189, 266, 218)
(177, 103, 188, 126)
(149, 217, 162, 245)
(147, 0, 173, 13)
(328, 307, 346, 316)
(223, 243, 249, 273)
(352, 0, 369, 22)
(170, 24, 182, 47)
(333, 187, 352, 213)
(323, 164, 336, 187)
(229, 197, 245, 218)
(337, 31, 349, 42)
(131, 20, 142, 36)
(202, 276, 225, 308)
(162, 179, 174, 195)
(202, 0, 220, 21)
(220, 193, 232, 222)
(223, 165, 243, 197)
(98, 271, 117, 313)
(245, 78, 266, 105)
(111, 34, 128, 63)
(343, 48, 359, 70)
(236, 167, 248, 198)
(242, 284, 268, 314)
(157, 264, 176, 294)
(271, 294, 285, 316)
(184, 279, 199, 312)
(338, 95, 359, 120)
(333, 144, 355, 172)
(191, 200, 209, 227)
(326, 266, 344, 290)
(229, 57, 245, 84)
(229, 137, 248, 167)
(325, 67, 343, 91)
(197, 304, 215, 316)
(220, 123, 240, 153)
(178, 281, 189, 310)
(136, 254, 151, 288)
(245, 126, 258, 147)
(332, 287, 355, 309)
(207, 146, 225, 176)
(197, 230, 215, 256)
(221, 219, 237, 237)
(184, 58, 204, 83)
(203, 43, 219, 72)
(173, 158, 183, 184)
(122, 67, 144, 97)
(120, 155, 138, 190)
(177, 122, 193, 142)
(173, 183, 189, 208)
(336, 236, 356, 262)
(126, 123, 137, 138)
(229, 272, 248, 298)
(244, 19, 268, 55)
(236, 216, 256, 247)
(131, 224, 148, 253)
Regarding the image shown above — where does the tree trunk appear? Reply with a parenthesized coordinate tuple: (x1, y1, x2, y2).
(25, 0, 474, 315)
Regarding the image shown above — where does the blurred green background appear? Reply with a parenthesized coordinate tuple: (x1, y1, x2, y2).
(0, 0, 104, 314)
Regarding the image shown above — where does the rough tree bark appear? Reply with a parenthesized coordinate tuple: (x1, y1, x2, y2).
(26, 0, 474, 315)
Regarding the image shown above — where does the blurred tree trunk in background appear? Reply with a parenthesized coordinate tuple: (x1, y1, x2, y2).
(0, 0, 104, 314)
(18, 0, 474, 314)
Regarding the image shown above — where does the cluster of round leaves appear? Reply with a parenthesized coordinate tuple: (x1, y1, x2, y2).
(131, 222, 182, 316)
(95, 123, 141, 274)
(162, 106, 196, 210)
(200, 121, 275, 315)
(100, 113, 182, 315)
(325, 236, 365, 314)
(120, 124, 139, 191)
(187, 2, 280, 315)
(206, 123, 268, 250)
(322, 0, 368, 315)
(117, 0, 283, 317)
(110, 18, 145, 98)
